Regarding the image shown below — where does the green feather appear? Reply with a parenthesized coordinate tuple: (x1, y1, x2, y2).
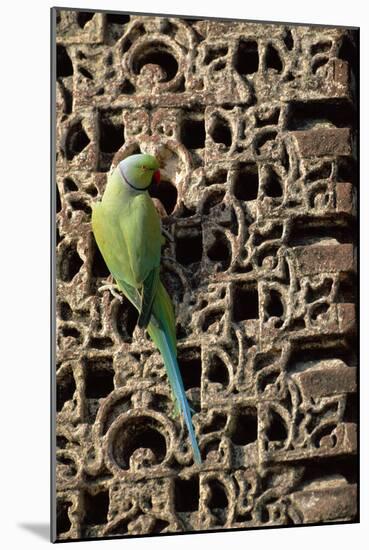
(91, 154, 202, 464)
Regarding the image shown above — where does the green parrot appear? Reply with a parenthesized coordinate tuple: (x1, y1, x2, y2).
(91, 153, 201, 465)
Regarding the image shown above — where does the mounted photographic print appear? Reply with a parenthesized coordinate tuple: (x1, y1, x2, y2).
(51, 6, 359, 542)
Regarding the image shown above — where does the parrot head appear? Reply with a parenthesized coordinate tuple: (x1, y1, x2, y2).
(118, 153, 161, 192)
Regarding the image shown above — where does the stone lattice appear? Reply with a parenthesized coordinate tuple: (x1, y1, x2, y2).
(53, 8, 358, 541)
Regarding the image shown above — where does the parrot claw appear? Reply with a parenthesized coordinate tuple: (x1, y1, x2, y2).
(98, 283, 124, 303)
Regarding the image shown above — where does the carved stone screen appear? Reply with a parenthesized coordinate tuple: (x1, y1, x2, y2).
(51, 7, 358, 543)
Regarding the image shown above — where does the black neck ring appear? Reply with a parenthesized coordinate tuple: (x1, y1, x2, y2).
(120, 166, 152, 191)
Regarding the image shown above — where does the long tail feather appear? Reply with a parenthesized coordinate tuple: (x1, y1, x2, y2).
(116, 277, 201, 464)
(147, 321, 202, 465)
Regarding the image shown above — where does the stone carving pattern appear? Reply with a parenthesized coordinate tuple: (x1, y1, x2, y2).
(55, 10, 357, 540)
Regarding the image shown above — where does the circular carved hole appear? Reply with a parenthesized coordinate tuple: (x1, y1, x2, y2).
(312, 56, 328, 74)
(132, 42, 178, 82)
(112, 416, 167, 469)
(149, 179, 177, 215)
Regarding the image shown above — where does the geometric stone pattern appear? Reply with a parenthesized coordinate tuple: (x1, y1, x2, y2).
(53, 8, 358, 541)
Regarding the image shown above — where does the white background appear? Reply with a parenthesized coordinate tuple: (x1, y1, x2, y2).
(1, 0, 367, 548)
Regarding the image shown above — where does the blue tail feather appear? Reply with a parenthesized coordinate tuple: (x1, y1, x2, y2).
(117, 277, 201, 464)
(147, 322, 202, 465)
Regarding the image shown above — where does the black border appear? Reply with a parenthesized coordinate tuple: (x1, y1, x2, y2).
(52, 5, 360, 30)
(50, 5, 360, 543)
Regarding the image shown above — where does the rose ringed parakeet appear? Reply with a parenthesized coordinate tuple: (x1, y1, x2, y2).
(91, 153, 202, 464)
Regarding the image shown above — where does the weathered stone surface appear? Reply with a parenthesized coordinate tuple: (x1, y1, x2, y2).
(291, 484, 357, 523)
(292, 128, 352, 158)
(336, 182, 355, 214)
(53, 8, 358, 542)
(292, 360, 356, 399)
(293, 244, 355, 275)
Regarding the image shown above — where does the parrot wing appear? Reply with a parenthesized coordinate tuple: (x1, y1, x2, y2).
(119, 193, 162, 324)
(92, 202, 137, 286)
(92, 199, 161, 329)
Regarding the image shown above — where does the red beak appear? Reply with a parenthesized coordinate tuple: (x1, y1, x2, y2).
(153, 169, 161, 184)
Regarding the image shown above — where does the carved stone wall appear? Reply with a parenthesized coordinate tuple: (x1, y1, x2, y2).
(54, 9, 358, 541)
